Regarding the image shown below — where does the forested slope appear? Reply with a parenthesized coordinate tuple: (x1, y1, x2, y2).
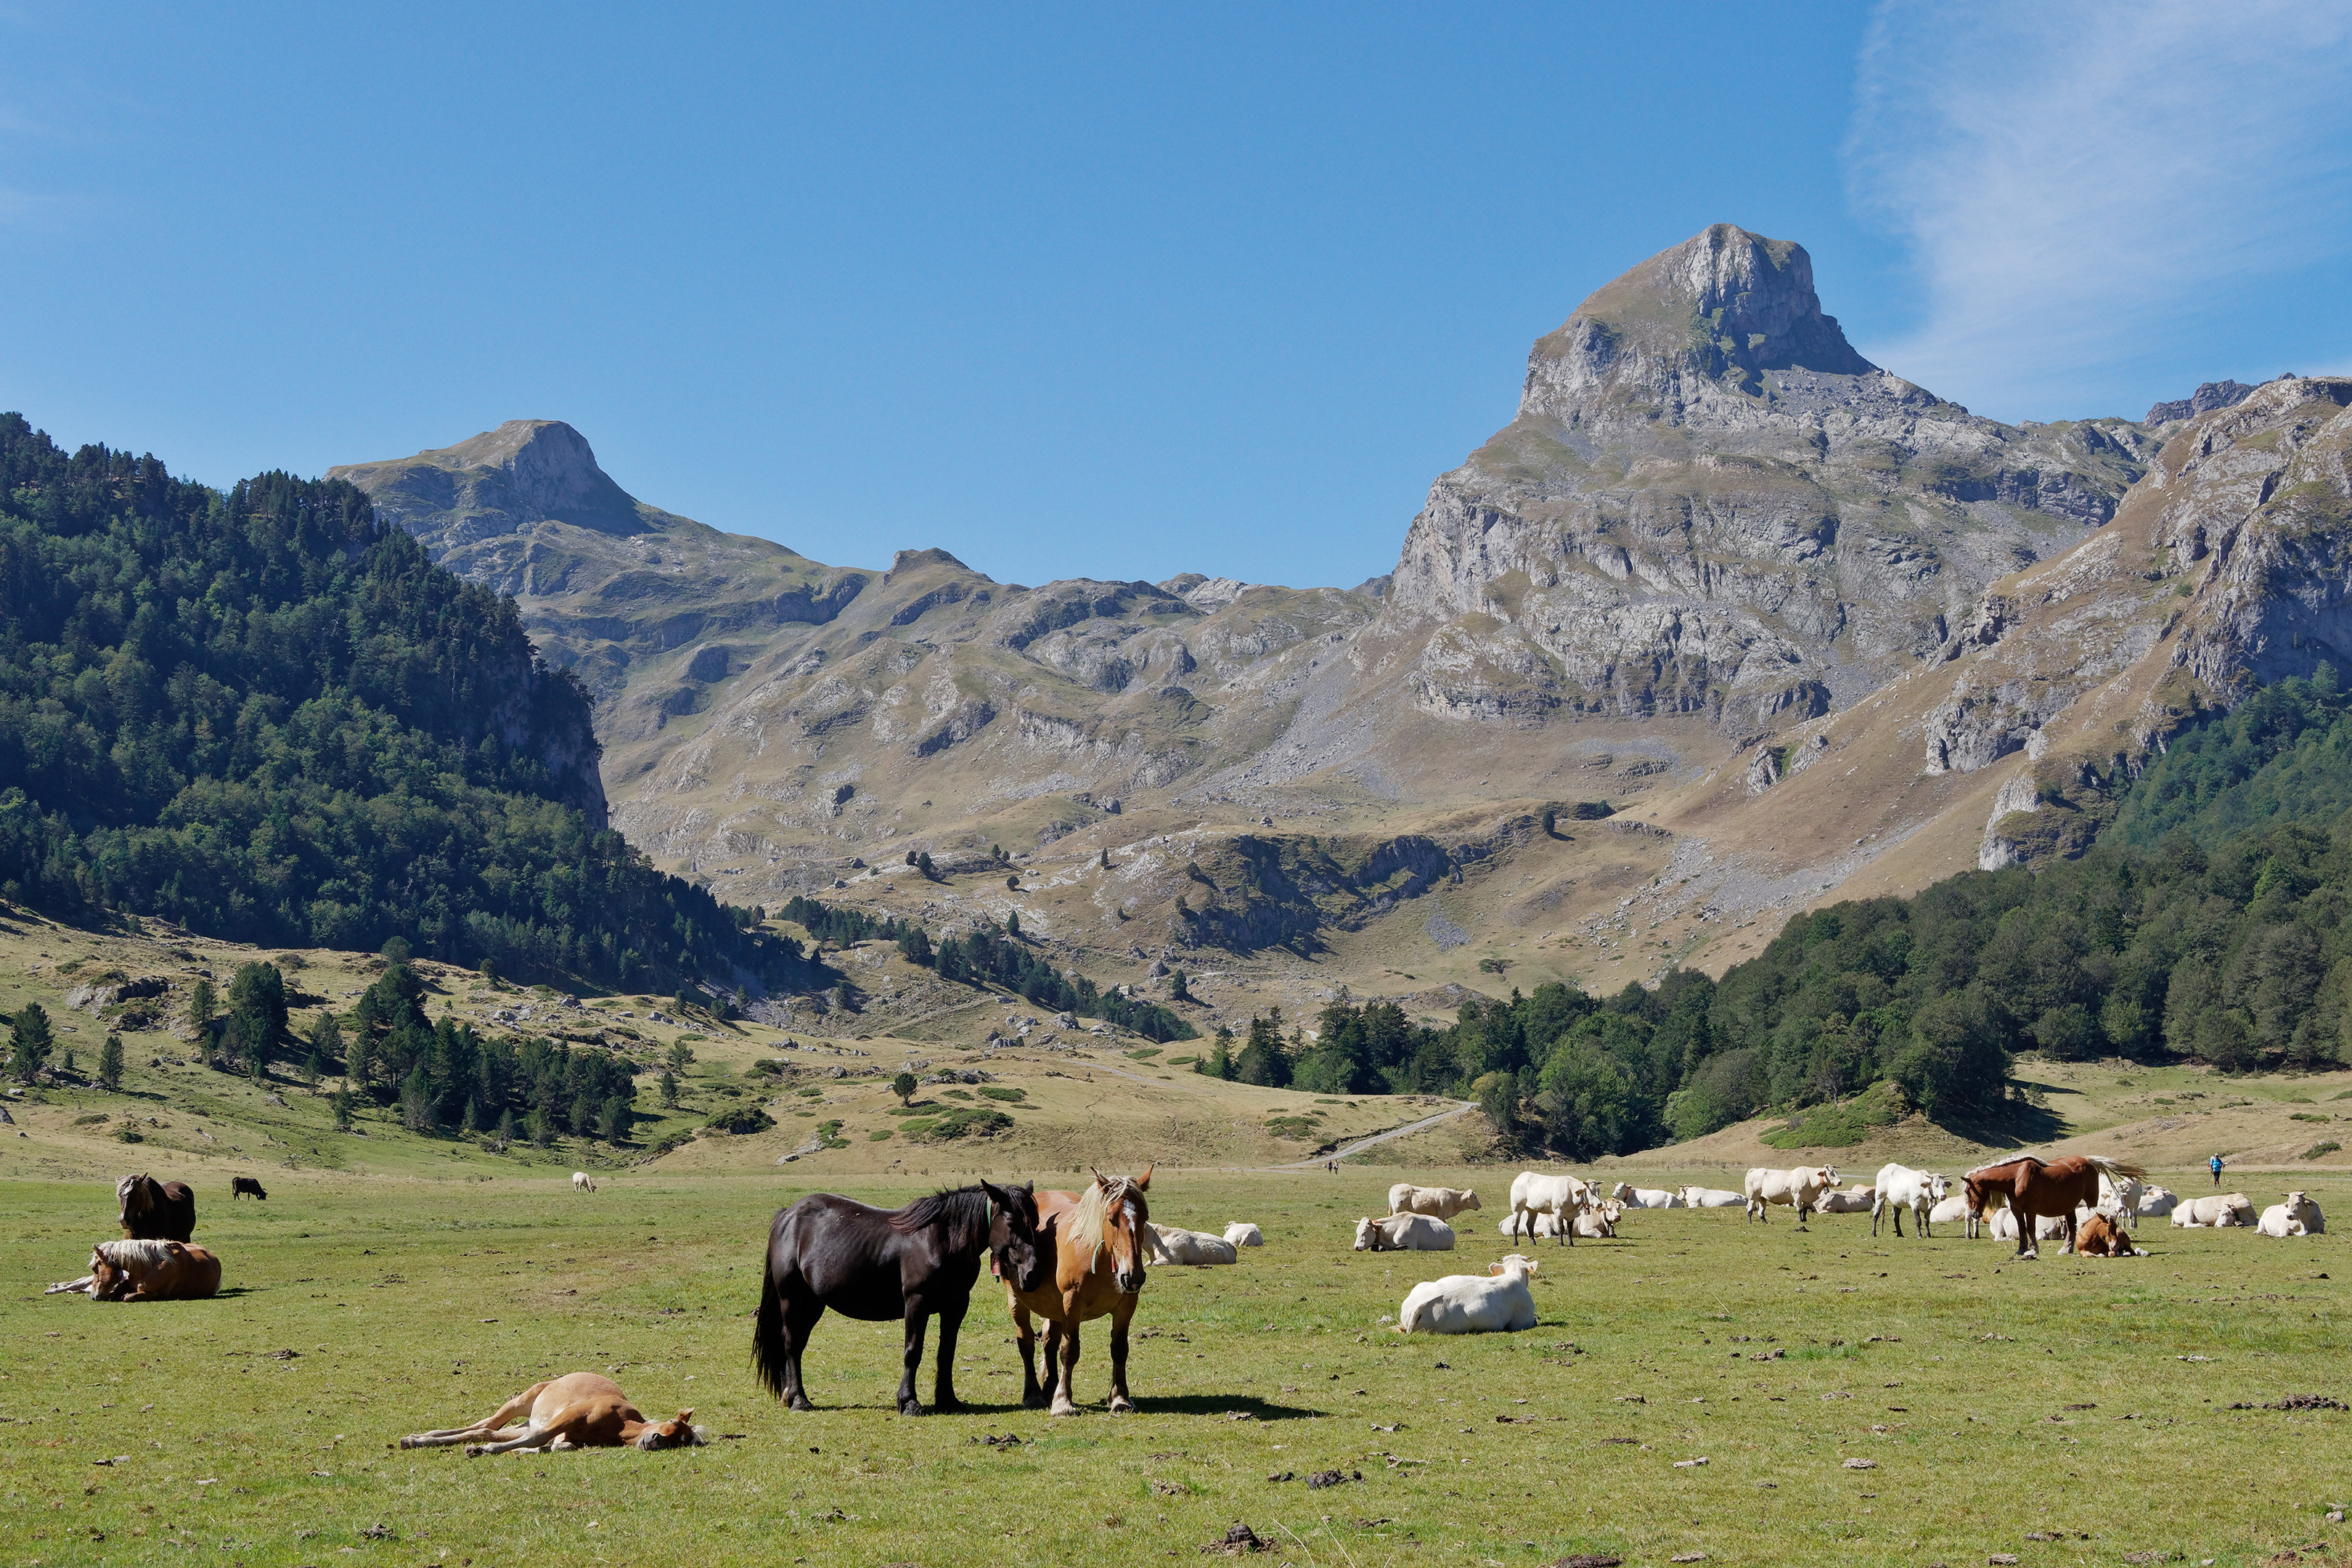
(1183, 677, 2352, 1159)
(0, 413, 785, 991)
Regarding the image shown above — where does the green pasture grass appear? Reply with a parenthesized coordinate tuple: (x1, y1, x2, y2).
(3, 1168, 2348, 1567)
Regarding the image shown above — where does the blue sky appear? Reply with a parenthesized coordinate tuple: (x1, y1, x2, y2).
(3, 3, 2348, 591)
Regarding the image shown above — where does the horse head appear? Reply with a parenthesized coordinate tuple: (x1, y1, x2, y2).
(117, 1174, 149, 1225)
(981, 1180, 1048, 1293)
(1087, 1166, 1152, 1294)
(88, 1246, 123, 1302)
(632, 1410, 707, 1450)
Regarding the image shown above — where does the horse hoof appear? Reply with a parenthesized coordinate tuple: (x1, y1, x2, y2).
(1108, 1397, 1135, 1415)
(788, 1397, 815, 1413)
(899, 1400, 927, 1418)
(1021, 1394, 1048, 1411)
(462, 1445, 486, 1458)
(1049, 1400, 1081, 1418)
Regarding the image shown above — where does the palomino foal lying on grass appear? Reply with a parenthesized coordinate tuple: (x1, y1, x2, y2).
(401, 1373, 705, 1456)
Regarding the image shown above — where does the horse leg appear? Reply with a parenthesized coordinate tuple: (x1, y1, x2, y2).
(1050, 1318, 1082, 1418)
(897, 1307, 930, 1416)
(403, 1384, 548, 1448)
(1106, 1297, 1138, 1416)
(781, 1297, 825, 1413)
(1013, 1305, 1048, 1410)
(931, 1293, 969, 1414)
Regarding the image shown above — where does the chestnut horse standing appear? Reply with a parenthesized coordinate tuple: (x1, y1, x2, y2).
(1008, 1167, 1152, 1416)
(1964, 1155, 2145, 1259)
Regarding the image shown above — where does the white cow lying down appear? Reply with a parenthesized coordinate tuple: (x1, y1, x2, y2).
(1813, 1185, 1875, 1214)
(1398, 1254, 1538, 1335)
(2258, 1192, 2325, 1237)
(1145, 1222, 1238, 1265)
(1497, 1212, 1565, 1237)
(2171, 1193, 2256, 1228)
(1354, 1214, 1455, 1251)
(1623, 1188, 1682, 1209)
(1680, 1186, 1745, 1209)
(2136, 1185, 2179, 1220)
(1223, 1222, 1264, 1247)
(1991, 1208, 2072, 1242)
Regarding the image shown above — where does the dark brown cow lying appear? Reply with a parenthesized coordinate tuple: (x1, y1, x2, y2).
(2073, 1212, 2143, 1258)
(88, 1239, 223, 1301)
(399, 1373, 706, 1456)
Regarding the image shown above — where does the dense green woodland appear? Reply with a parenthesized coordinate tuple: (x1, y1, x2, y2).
(1198, 675, 2352, 1159)
(0, 413, 783, 990)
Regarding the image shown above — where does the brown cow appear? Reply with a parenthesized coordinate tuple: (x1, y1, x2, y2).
(399, 1373, 706, 1455)
(87, 1239, 222, 1302)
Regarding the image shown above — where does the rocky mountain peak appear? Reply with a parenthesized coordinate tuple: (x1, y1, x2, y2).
(327, 418, 653, 550)
(1521, 224, 1876, 419)
(2144, 380, 2256, 425)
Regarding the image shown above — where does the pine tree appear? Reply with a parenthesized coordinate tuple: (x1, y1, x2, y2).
(98, 1032, 124, 1091)
(495, 1108, 516, 1151)
(666, 1040, 694, 1073)
(187, 978, 216, 1037)
(1170, 969, 1191, 1003)
(1006, 907, 1022, 935)
(658, 1069, 679, 1108)
(892, 1070, 918, 1106)
(332, 1086, 356, 1130)
(8, 1002, 54, 1084)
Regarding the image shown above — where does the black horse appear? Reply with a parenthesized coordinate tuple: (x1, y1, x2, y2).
(752, 1181, 1044, 1416)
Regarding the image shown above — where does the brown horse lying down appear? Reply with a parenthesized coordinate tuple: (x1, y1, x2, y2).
(86, 1239, 222, 1301)
(2073, 1212, 2143, 1257)
(400, 1373, 706, 1456)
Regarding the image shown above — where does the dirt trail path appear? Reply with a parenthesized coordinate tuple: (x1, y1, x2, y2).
(1265, 1101, 1477, 1170)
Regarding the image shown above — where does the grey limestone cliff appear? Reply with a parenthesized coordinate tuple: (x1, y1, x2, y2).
(1381, 224, 2159, 732)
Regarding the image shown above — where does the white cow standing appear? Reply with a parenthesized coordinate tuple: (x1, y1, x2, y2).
(1397, 1255, 1539, 1335)
(1387, 1184, 1482, 1220)
(1507, 1171, 1593, 1247)
(1353, 1214, 1455, 1251)
(1744, 1165, 1841, 1227)
(571, 1172, 596, 1194)
(2096, 1171, 2146, 1222)
(2257, 1192, 2325, 1237)
(1871, 1164, 1950, 1239)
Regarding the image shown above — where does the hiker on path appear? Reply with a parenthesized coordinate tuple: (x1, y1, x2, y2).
(2210, 1153, 2226, 1187)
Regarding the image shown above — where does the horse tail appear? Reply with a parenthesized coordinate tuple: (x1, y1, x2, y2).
(751, 1254, 789, 1402)
(2083, 1154, 2147, 1184)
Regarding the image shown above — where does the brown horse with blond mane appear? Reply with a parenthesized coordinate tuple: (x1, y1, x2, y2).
(1964, 1153, 2145, 1259)
(1008, 1166, 1153, 1416)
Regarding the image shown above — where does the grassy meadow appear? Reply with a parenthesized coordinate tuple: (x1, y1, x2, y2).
(4, 1164, 2348, 1568)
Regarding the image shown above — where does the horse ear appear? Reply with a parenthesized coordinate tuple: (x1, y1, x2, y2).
(1090, 1166, 1111, 1188)
(1134, 1163, 1153, 1191)
(675, 1409, 693, 1423)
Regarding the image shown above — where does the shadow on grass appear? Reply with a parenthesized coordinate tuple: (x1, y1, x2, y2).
(1140, 1395, 1327, 1421)
(1937, 1095, 2070, 1149)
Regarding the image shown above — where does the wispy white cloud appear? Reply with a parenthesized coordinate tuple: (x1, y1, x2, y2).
(1845, 1, 2352, 418)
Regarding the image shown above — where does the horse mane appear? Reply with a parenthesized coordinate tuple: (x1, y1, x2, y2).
(887, 1186, 992, 1254)
(1065, 1177, 1149, 1262)
(94, 1238, 176, 1268)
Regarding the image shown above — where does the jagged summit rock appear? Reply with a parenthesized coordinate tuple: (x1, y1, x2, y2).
(2144, 380, 2256, 425)
(1521, 223, 1877, 420)
(328, 419, 661, 549)
(1380, 223, 2159, 733)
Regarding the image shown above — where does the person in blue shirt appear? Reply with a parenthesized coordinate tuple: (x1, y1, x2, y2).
(2209, 1153, 2226, 1187)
